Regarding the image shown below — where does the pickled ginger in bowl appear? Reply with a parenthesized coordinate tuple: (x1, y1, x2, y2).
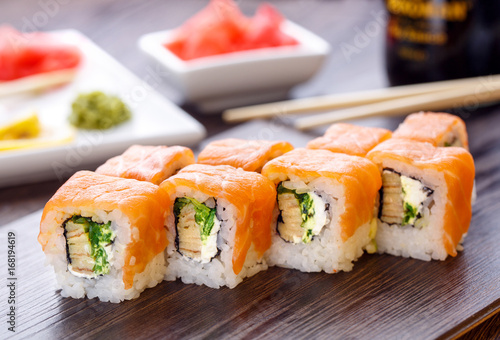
(138, 0, 330, 112)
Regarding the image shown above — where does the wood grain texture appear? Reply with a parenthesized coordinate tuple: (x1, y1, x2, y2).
(1, 0, 500, 338)
(2, 107, 500, 339)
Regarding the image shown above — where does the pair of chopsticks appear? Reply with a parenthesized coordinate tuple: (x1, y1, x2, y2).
(222, 74, 500, 130)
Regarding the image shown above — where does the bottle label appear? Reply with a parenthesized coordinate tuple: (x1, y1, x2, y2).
(386, 0, 474, 63)
(387, 0, 470, 21)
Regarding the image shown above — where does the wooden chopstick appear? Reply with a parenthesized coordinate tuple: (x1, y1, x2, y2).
(222, 75, 500, 123)
(294, 79, 500, 130)
(0, 69, 77, 98)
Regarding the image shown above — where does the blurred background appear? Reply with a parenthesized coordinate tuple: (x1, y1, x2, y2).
(2, 0, 391, 117)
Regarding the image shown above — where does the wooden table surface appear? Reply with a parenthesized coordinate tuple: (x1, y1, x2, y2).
(1, 0, 499, 339)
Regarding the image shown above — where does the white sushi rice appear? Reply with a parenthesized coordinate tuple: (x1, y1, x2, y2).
(375, 158, 463, 261)
(165, 187, 267, 289)
(41, 208, 166, 303)
(265, 176, 372, 273)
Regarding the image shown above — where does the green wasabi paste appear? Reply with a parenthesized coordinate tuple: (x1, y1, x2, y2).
(69, 91, 131, 130)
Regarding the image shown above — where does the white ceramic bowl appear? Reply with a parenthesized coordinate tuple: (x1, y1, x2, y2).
(138, 21, 330, 112)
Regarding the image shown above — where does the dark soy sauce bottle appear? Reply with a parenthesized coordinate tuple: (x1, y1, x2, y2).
(385, 0, 500, 86)
(467, 1, 500, 76)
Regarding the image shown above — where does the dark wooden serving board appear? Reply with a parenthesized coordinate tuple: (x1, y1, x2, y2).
(2, 109, 500, 340)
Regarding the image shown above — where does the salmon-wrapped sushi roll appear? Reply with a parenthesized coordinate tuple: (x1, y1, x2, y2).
(366, 139, 475, 261)
(160, 164, 276, 288)
(96, 145, 194, 184)
(38, 171, 168, 302)
(307, 123, 392, 157)
(197, 138, 293, 172)
(261, 148, 381, 273)
(393, 112, 476, 203)
(393, 112, 468, 149)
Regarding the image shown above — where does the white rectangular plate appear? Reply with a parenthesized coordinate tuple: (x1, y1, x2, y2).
(0, 30, 206, 187)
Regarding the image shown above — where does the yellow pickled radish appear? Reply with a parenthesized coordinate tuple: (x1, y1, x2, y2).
(0, 122, 76, 151)
(0, 112, 41, 140)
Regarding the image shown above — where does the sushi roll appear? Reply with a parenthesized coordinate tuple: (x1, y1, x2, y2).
(197, 138, 293, 172)
(393, 112, 476, 203)
(160, 164, 276, 288)
(366, 138, 475, 261)
(96, 145, 195, 184)
(261, 148, 381, 273)
(38, 171, 168, 302)
(307, 123, 392, 157)
(393, 112, 468, 149)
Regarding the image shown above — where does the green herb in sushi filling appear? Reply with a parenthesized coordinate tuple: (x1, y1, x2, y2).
(69, 91, 131, 130)
(174, 197, 216, 242)
(174, 197, 221, 263)
(277, 183, 326, 243)
(402, 203, 418, 225)
(67, 215, 115, 276)
(380, 169, 434, 228)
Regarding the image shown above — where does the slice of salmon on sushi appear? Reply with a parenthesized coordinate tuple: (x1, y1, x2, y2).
(96, 145, 194, 184)
(261, 148, 381, 273)
(38, 171, 169, 302)
(393, 112, 476, 203)
(160, 164, 276, 288)
(366, 138, 475, 261)
(307, 123, 392, 157)
(393, 112, 469, 149)
(197, 138, 293, 172)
